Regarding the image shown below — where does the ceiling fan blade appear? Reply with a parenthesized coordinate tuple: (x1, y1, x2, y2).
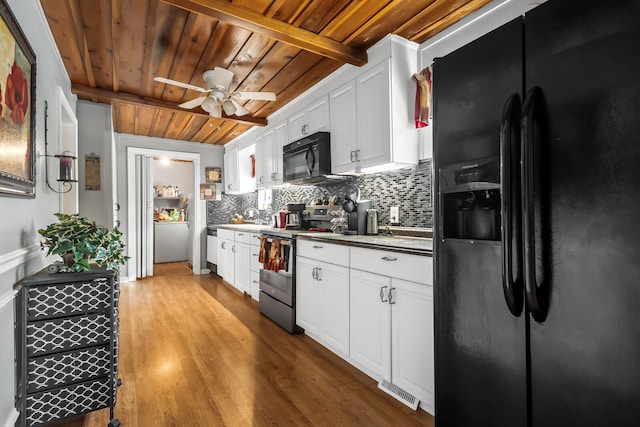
(154, 76, 209, 93)
(232, 91, 276, 101)
(178, 96, 207, 109)
(230, 99, 249, 116)
(204, 67, 235, 91)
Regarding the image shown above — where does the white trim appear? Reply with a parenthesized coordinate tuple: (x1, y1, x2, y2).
(0, 290, 18, 310)
(0, 245, 41, 276)
(3, 408, 19, 427)
(126, 147, 201, 278)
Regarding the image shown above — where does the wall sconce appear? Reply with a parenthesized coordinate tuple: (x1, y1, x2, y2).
(44, 100, 77, 193)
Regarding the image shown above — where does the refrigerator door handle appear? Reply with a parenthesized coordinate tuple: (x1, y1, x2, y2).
(500, 93, 524, 316)
(522, 86, 548, 322)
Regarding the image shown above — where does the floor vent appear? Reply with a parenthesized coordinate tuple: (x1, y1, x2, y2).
(378, 380, 419, 410)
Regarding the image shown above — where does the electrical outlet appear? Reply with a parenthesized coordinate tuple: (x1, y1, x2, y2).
(390, 206, 399, 224)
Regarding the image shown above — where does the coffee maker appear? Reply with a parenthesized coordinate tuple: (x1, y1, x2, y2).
(285, 203, 306, 229)
(344, 200, 372, 235)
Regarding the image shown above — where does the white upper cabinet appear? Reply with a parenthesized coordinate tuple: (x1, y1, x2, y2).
(224, 144, 256, 194)
(330, 36, 419, 174)
(255, 120, 287, 189)
(329, 81, 358, 174)
(223, 148, 239, 193)
(288, 95, 330, 142)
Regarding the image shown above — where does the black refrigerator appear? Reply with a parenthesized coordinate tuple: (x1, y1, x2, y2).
(433, 1, 640, 426)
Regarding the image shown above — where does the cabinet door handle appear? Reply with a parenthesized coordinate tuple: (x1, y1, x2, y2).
(388, 287, 396, 305)
(380, 285, 388, 302)
(350, 151, 355, 162)
(311, 267, 317, 280)
(221, 242, 226, 249)
(253, 280, 259, 283)
(315, 267, 322, 281)
(354, 149, 360, 162)
(313, 245, 323, 249)
(232, 245, 236, 253)
(381, 256, 397, 262)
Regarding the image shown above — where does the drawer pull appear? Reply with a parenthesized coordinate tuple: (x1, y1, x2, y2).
(237, 233, 244, 236)
(252, 253, 259, 256)
(313, 245, 323, 249)
(253, 280, 259, 283)
(381, 256, 398, 261)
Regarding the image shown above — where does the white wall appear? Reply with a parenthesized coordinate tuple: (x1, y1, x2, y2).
(153, 159, 195, 196)
(0, 1, 76, 425)
(77, 101, 114, 227)
(115, 133, 223, 279)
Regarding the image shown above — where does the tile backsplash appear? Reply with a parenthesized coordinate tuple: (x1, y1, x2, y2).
(207, 160, 432, 228)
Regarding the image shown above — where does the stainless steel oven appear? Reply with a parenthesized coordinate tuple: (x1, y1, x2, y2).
(258, 230, 302, 333)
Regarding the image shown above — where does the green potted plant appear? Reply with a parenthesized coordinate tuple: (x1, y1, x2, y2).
(39, 213, 129, 272)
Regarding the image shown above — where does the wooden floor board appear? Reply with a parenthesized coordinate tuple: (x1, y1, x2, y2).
(54, 262, 434, 427)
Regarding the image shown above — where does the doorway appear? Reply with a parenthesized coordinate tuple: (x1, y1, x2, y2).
(126, 147, 201, 279)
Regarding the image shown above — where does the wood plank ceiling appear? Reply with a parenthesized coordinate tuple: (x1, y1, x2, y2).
(41, 0, 491, 145)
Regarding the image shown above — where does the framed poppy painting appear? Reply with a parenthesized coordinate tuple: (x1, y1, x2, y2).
(0, 0, 36, 197)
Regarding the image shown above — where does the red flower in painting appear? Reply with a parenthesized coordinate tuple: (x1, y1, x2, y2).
(5, 61, 29, 125)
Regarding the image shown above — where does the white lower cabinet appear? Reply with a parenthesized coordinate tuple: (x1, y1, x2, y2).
(233, 241, 250, 293)
(249, 233, 261, 300)
(350, 269, 434, 413)
(350, 269, 391, 379)
(217, 236, 234, 284)
(217, 229, 255, 294)
(296, 256, 350, 358)
(391, 278, 434, 414)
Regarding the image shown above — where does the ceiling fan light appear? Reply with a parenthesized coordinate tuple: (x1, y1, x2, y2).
(201, 97, 216, 113)
(210, 102, 222, 118)
(222, 99, 236, 116)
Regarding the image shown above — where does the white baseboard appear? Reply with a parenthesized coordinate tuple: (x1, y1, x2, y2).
(200, 269, 210, 275)
(3, 408, 19, 427)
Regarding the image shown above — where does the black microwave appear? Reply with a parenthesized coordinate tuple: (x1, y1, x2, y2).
(282, 132, 331, 184)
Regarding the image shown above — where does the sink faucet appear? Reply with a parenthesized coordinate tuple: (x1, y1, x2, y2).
(381, 225, 393, 236)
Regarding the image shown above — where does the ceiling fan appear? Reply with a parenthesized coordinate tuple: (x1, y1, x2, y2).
(154, 67, 276, 118)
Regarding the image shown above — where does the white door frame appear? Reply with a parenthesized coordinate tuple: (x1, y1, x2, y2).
(126, 147, 201, 279)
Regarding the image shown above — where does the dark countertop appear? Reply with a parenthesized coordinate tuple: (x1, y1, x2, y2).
(211, 224, 433, 255)
(297, 233, 433, 256)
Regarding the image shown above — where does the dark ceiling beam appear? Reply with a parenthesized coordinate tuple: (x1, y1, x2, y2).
(71, 84, 268, 127)
(160, 0, 368, 66)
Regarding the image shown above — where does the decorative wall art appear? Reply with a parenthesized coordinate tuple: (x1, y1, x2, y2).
(85, 153, 100, 190)
(200, 184, 216, 200)
(0, 0, 36, 197)
(205, 167, 222, 183)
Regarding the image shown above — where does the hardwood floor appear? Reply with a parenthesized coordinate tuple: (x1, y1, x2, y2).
(58, 262, 434, 427)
